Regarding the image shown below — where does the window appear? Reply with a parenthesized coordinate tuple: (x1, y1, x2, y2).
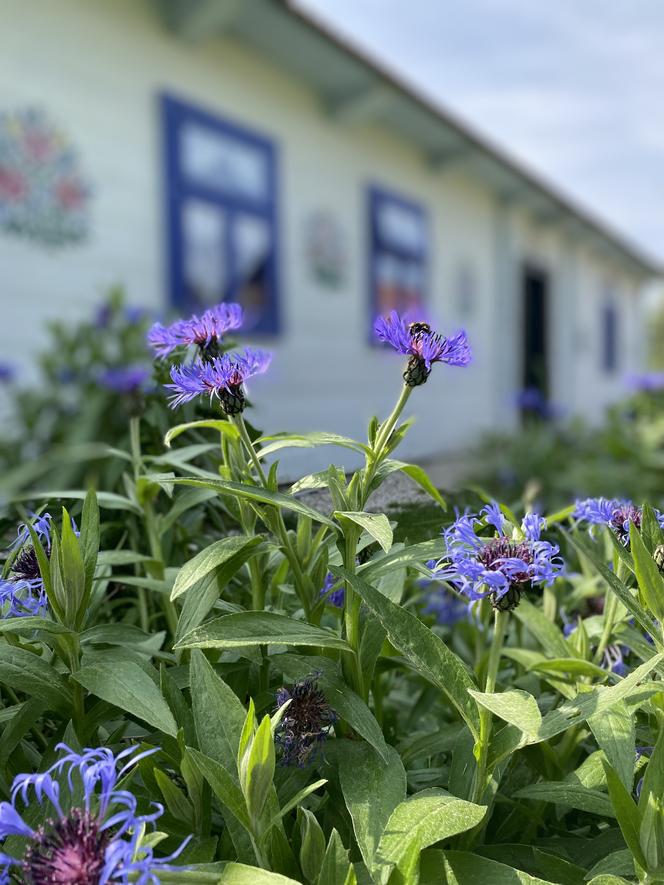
(162, 94, 279, 333)
(369, 187, 427, 330)
(601, 300, 618, 372)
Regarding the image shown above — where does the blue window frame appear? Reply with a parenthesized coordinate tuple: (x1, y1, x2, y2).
(368, 186, 427, 333)
(601, 300, 618, 372)
(161, 94, 279, 334)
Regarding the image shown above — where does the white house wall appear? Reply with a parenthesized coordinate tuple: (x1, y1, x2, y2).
(0, 0, 646, 476)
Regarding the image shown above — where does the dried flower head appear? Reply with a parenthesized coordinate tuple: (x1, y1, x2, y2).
(374, 310, 471, 386)
(274, 676, 337, 767)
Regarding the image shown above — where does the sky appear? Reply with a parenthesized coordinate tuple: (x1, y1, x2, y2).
(297, 0, 664, 264)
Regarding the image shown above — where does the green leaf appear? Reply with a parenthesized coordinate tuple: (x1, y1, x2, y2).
(335, 511, 393, 553)
(268, 779, 327, 828)
(12, 490, 142, 514)
(469, 689, 542, 738)
(377, 789, 487, 879)
(187, 748, 251, 830)
(317, 829, 353, 885)
(339, 742, 406, 875)
(333, 567, 480, 737)
(0, 646, 72, 709)
(219, 865, 302, 884)
(630, 520, 664, 622)
(585, 851, 635, 881)
(59, 506, 86, 627)
(164, 419, 240, 448)
(147, 476, 338, 529)
(589, 702, 635, 791)
(567, 532, 656, 639)
(0, 617, 72, 636)
(80, 488, 100, 602)
(490, 654, 663, 764)
(373, 459, 447, 509)
(514, 598, 575, 659)
(514, 782, 614, 816)
(359, 540, 444, 583)
(256, 431, 370, 457)
(427, 851, 557, 884)
(189, 654, 254, 863)
(176, 612, 350, 652)
(603, 760, 647, 870)
(171, 535, 264, 600)
(72, 660, 177, 735)
(527, 658, 609, 680)
(298, 807, 326, 883)
(154, 768, 195, 824)
(190, 651, 246, 769)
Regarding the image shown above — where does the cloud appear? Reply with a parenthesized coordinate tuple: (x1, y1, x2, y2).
(296, 0, 664, 260)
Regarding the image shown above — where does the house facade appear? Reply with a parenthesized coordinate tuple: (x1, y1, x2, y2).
(0, 0, 658, 472)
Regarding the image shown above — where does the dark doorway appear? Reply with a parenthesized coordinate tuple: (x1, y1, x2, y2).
(522, 265, 549, 408)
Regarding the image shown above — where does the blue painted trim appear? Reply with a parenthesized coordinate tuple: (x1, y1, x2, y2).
(367, 183, 429, 341)
(160, 91, 280, 335)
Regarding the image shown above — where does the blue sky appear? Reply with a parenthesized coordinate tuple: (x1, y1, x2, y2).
(298, 0, 663, 262)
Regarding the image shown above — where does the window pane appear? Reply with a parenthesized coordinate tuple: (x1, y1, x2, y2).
(181, 199, 226, 307)
(602, 303, 618, 372)
(375, 251, 424, 315)
(376, 199, 425, 254)
(231, 213, 273, 330)
(180, 122, 269, 202)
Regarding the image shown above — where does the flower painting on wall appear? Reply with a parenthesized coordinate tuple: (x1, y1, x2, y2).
(0, 107, 91, 247)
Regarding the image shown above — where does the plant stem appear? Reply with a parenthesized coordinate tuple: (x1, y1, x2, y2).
(362, 384, 412, 503)
(234, 414, 311, 618)
(472, 608, 508, 804)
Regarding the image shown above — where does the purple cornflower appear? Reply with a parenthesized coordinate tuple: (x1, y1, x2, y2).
(0, 743, 190, 884)
(374, 311, 471, 386)
(147, 302, 243, 360)
(319, 572, 344, 608)
(274, 676, 337, 767)
(573, 497, 664, 544)
(166, 348, 271, 415)
(434, 504, 564, 612)
(98, 366, 151, 395)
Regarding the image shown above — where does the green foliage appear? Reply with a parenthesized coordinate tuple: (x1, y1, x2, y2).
(2, 295, 664, 882)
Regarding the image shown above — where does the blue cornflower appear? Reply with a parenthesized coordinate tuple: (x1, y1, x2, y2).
(0, 578, 47, 618)
(319, 572, 345, 607)
(0, 743, 190, 884)
(574, 497, 664, 544)
(166, 348, 271, 415)
(602, 644, 629, 677)
(0, 364, 14, 384)
(8, 513, 52, 595)
(627, 372, 664, 393)
(374, 311, 471, 386)
(147, 302, 243, 359)
(274, 676, 337, 767)
(434, 504, 564, 612)
(98, 366, 151, 395)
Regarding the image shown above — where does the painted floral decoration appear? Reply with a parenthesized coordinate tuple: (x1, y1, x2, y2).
(0, 107, 91, 246)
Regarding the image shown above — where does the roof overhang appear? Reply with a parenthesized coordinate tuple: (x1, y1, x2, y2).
(157, 0, 662, 279)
